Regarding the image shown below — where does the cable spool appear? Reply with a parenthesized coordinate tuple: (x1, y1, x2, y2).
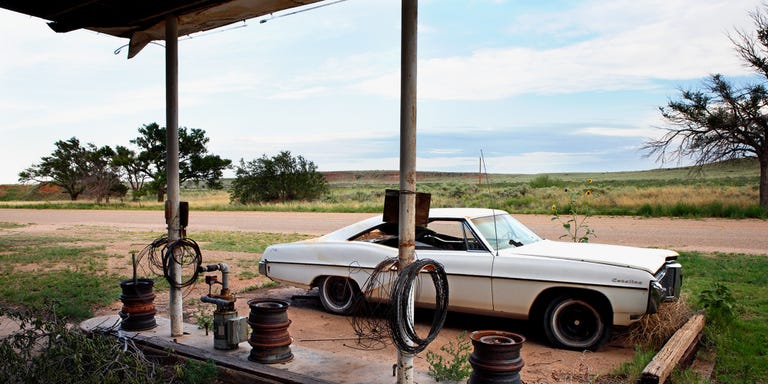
(388, 258, 449, 354)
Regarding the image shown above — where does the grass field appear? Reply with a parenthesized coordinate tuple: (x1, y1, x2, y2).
(1, 158, 764, 218)
(0, 224, 765, 383)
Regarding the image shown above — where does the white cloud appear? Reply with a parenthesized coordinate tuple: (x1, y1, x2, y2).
(356, 0, 760, 100)
(427, 148, 464, 155)
(269, 86, 329, 99)
(575, 127, 659, 138)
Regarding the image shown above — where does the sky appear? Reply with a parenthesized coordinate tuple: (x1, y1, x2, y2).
(0, 0, 764, 184)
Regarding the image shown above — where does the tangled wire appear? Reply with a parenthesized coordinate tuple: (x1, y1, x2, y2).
(136, 236, 203, 289)
(349, 258, 399, 349)
(350, 257, 449, 354)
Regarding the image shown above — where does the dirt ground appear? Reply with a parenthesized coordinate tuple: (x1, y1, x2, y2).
(2, 209, 767, 383)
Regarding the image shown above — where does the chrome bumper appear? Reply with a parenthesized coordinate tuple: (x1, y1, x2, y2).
(258, 260, 267, 276)
(647, 261, 683, 314)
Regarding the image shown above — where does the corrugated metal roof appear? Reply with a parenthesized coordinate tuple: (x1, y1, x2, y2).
(0, 0, 323, 57)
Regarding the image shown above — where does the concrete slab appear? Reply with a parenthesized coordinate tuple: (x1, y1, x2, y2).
(81, 315, 438, 384)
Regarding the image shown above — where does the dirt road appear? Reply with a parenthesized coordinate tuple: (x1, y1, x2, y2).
(1, 208, 766, 254)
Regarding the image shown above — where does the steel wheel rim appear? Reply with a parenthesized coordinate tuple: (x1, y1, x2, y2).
(551, 299, 603, 348)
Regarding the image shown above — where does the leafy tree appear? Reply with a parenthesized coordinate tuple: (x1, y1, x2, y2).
(645, 7, 768, 211)
(82, 145, 124, 203)
(230, 150, 328, 204)
(19, 137, 94, 200)
(130, 123, 232, 202)
(112, 145, 149, 201)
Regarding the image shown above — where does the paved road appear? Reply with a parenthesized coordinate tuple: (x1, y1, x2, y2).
(1, 208, 766, 255)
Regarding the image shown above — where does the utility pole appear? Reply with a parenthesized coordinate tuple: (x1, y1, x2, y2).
(165, 14, 183, 337)
(397, 1, 417, 383)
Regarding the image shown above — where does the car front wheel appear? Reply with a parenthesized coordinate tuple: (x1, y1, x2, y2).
(543, 296, 608, 350)
(318, 276, 362, 315)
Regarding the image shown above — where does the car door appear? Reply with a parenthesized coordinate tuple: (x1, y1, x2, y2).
(414, 219, 494, 311)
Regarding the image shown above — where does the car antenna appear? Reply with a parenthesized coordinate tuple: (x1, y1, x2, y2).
(480, 150, 500, 256)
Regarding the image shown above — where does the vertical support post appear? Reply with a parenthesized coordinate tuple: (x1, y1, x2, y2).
(165, 14, 183, 337)
(397, 0, 418, 383)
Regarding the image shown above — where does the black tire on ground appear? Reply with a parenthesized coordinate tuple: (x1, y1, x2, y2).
(542, 295, 610, 351)
(318, 276, 363, 315)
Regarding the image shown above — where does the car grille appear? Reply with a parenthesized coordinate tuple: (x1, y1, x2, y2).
(655, 261, 682, 301)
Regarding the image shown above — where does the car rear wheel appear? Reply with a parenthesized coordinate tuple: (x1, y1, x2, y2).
(318, 276, 362, 315)
(543, 296, 608, 350)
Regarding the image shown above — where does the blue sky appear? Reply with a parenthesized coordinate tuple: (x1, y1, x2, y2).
(0, 0, 763, 184)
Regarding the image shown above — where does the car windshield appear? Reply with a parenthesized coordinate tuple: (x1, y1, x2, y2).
(471, 213, 542, 250)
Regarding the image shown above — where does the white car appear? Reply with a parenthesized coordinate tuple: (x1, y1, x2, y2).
(259, 208, 682, 350)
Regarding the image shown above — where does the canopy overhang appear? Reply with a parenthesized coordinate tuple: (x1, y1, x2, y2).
(0, 0, 322, 57)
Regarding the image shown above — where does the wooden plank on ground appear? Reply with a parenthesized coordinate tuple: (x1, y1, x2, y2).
(641, 313, 705, 384)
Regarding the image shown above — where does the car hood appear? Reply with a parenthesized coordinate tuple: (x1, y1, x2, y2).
(504, 239, 678, 274)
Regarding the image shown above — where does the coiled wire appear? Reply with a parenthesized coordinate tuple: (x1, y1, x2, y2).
(135, 235, 203, 289)
(388, 258, 449, 354)
(161, 238, 203, 288)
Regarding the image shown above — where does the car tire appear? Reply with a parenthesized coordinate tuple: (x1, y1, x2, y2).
(542, 296, 609, 350)
(318, 276, 362, 315)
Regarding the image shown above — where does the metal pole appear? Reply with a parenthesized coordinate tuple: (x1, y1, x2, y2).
(397, 0, 417, 383)
(165, 14, 183, 337)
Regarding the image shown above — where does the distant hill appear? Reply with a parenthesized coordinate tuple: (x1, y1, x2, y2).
(2, 157, 759, 201)
(0, 183, 66, 201)
(321, 157, 760, 184)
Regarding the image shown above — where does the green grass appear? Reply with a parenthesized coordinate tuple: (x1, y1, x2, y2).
(609, 251, 768, 383)
(192, 231, 312, 253)
(3, 157, 764, 218)
(0, 231, 120, 319)
(0, 222, 25, 229)
(678, 251, 768, 383)
(236, 281, 279, 294)
(614, 347, 658, 382)
(1, 269, 122, 319)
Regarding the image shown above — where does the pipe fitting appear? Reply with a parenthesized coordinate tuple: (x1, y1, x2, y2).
(201, 295, 234, 309)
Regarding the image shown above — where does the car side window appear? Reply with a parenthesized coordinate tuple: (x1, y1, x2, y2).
(419, 220, 483, 251)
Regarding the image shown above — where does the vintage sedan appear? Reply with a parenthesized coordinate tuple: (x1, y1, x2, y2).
(259, 208, 682, 350)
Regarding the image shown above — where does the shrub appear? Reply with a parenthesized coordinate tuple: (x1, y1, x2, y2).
(230, 151, 328, 204)
(697, 283, 736, 324)
(426, 331, 473, 382)
(529, 175, 565, 188)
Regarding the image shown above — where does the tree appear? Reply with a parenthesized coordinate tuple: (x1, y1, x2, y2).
(82, 145, 124, 203)
(112, 145, 149, 201)
(230, 150, 328, 204)
(644, 7, 768, 211)
(19, 137, 92, 200)
(130, 123, 232, 202)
